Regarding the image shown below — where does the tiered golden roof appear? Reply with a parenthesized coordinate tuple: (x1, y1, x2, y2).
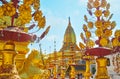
(60, 17, 80, 52)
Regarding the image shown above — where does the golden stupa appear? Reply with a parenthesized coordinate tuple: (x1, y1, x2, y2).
(48, 18, 85, 78)
(60, 17, 80, 52)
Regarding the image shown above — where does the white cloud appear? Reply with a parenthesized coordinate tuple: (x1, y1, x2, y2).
(41, 8, 67, 28)
(46, 35, 58, 41)
(78, 0, 87, 3)
(108, 0, 120, 13)
(78, 0, 87, 6)
(46, 16, 67, 29)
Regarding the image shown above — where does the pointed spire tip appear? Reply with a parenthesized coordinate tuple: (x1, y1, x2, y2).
(68, 17, 71, 26)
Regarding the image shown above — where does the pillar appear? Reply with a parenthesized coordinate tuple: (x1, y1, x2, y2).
(0, 41, 21, 79)
(70, 66, 76, 79)
(95, 57, 110, 79)
(84, 60, 91, 79)
(60, 68, 65, 79)
(53, 66, 57, 79)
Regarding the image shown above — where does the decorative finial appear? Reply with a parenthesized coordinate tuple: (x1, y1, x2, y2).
(54, 40, 56, 52)
(39, 43, 42, 52)
(68, 17, 71, 26)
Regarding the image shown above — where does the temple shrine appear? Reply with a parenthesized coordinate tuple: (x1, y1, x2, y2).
(48, 18, 86, 78)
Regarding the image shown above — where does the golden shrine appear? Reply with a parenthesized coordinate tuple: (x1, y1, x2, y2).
(79, 0, 120, 79)
(60, 17, 85, 76)
(0, 0, 50, 79)
(47, 17, 86, 78)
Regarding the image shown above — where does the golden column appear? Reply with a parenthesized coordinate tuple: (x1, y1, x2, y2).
(53, 65, 57, 79)
(95, 57, 110, 79)
(83, 55, 94, 79)
(0, 41, 21, 79)
(84, 60, 91, 79)
(70, 65, 76, 79)
(60, 67, 65, 79)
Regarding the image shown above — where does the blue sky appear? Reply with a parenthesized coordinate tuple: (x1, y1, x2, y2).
(29, 0, 120, 54)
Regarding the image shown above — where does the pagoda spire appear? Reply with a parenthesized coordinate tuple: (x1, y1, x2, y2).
(68, 17, 71, 26)
(54, 40, 57, 63)
(59, 18, 80, 52)
(54, 40, 56, 52)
